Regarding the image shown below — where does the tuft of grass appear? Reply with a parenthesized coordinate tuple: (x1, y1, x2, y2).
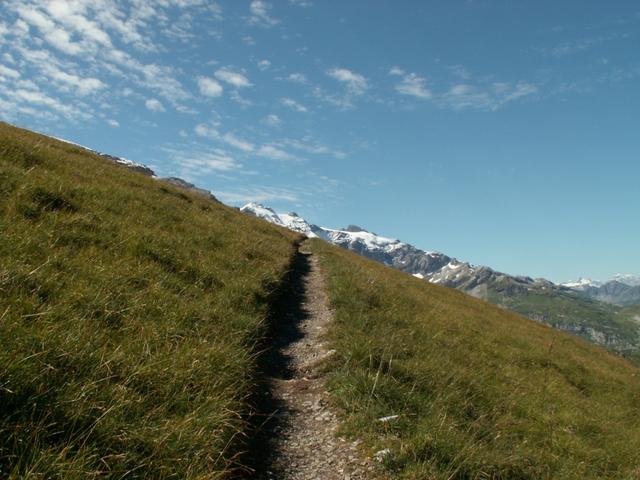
(310, 238, 640, 479)
(0, 122, 301, 478)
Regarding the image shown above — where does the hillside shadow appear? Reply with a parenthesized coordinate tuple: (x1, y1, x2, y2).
(243, 249, 312, 478)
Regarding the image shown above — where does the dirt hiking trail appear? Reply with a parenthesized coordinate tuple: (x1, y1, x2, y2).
(249, 243, 375, 479)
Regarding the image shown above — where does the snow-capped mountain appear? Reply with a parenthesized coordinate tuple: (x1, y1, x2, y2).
(561, 278, 603, 290)
(241, 203, 548, 298)
(563, 275, 640, 307)
(241, 202, 640, 352)
(612, 274, 640, 287)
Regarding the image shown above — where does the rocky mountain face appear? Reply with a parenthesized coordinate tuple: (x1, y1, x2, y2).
(563, 277, 640, 307)
(241, 202, 640, 355)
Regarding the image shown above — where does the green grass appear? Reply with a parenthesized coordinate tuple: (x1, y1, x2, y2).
(310, 239, 640, 479)
(0, 123, 301, 479)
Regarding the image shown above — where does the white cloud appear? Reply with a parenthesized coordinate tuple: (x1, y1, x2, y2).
(194, 124, 254, 152)
(248, 1, 280, 27)
(262, 114, 281, 127)
(175, 104, 198, 114)
(13, 87, 88, 119)
(9, 2, 190, 106)
(502, 82, 538, 102)
(49, 70, 106, 96)
(0, 64, 20, 79)
(215, 67, 252, 88)
(395, 72, 432, 99)
(16, 5, 86, 56)
(197, 76, 224, 97)
(258, 59, 271, 70)
(145, 98, 165, 112)
(223, 132, 254, 152)
(287, 72, 308, 84)
(389, 66, 405, 76)
(281, 97, 308, 112)
(327, 68, 368, 95)
(258, 144, 296, 161)
(174, 150, 240, 173)
(194, 122, 219, 138)
(439, 82, 538, 111)
(107, 119, 119, 127)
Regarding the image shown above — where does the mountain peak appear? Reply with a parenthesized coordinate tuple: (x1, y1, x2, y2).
(612, 274, 640, 287)
(561, 278, 602, 289)
(240, 203, 283, 226)
(343, 225, 367, 233)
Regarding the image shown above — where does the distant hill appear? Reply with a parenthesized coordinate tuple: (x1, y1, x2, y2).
(242, 202, 640, 356)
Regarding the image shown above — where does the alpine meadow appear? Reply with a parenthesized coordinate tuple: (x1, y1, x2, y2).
(1, 1, 640, 479)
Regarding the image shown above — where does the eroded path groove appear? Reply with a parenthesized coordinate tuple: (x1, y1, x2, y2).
(250, 244, 373, 479)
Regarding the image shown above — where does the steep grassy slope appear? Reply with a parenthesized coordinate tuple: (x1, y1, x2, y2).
(310, 239, 640, 479)
(0, 123, 301, 479)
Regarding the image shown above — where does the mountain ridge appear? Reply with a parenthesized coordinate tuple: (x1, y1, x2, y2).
(241, 202, 640, 355)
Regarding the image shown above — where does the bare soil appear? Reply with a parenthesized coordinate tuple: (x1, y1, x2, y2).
(248, 244, 374, 479)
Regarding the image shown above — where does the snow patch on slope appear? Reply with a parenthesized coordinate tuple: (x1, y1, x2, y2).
(561, 278, 602, 290)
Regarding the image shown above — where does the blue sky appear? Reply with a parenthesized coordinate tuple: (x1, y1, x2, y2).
(1, 1, 639, 283)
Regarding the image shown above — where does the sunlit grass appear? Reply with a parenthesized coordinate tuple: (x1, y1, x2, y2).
(311, 238, 640, 479)
(0, 122, 301, 478)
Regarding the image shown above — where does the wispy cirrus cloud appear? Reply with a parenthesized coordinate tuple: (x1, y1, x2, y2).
(215, 186, 300, 204)
(0, 64, 20, 79)
(319, 67, 369, 109)
(258, 144, 297, 161)
(0, 0, 226, 123)
(389, 67, 432, 99)
(286, 72, 308, 84)
(327, 67, 368, 95)
(248, 1, 279, 27)
(438, 82, 538, 111)
(281, 97, 308, 112)
(215, 67, 252, 88)
(277, 137, 346, 159)
(162, 139, 243, 178)
(262, 114, 281, 127)
(222, 132, 255, 152)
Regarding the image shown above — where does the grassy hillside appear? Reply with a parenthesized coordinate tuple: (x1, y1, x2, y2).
(310, 239, 640, 479)
(0, 123, 301, 479)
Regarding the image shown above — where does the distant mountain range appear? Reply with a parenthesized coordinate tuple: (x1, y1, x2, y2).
(241, 202, 640, 357)
(561, 276, 640, 306)
(32, 135, 640, 357)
